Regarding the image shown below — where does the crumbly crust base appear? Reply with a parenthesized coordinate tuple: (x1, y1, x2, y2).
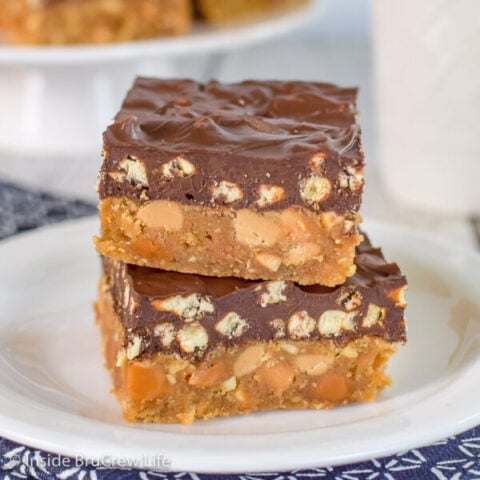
(95, 197, 361, 286)
(96, 277, 397, 424)
(0, 0, 191, 45)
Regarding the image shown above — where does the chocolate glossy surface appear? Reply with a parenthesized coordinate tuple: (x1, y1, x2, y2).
(99, 78, 364, 214)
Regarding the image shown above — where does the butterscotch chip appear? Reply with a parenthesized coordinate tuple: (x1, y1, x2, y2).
(137, 200, 184, 231)
(188, 364, 227, 387)
(234, 210, 281, 248)
(96, 78, 366, 286)
(255, 362, 294, 394)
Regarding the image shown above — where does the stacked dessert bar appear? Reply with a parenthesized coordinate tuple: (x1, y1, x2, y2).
(94, 78, 407, 424)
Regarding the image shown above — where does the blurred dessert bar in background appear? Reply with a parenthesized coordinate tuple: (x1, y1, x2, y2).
(95, 234, 407, 423)
(0, 0, 310, 45)
(95, 78, 365, 287)
(195, 0, 308, 23)
(0, 0, 191, 45)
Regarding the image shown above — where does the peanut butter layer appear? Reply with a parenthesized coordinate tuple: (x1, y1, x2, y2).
(100, 233, 407, 363)
(0, 0, 191, 45)
(96, 279, 399, 424)
(95, 197, 361, 286)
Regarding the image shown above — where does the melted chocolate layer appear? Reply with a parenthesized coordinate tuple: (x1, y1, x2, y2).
(99, 78, 364, 214)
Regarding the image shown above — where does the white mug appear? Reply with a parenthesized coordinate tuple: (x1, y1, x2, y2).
(372, 0, 480, 216)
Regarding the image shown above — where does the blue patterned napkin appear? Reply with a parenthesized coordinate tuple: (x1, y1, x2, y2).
(0, 181, 479, 480)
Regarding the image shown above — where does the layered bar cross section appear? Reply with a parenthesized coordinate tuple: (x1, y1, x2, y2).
(96, 78, 365, 286)
(95, 235, 407, 424)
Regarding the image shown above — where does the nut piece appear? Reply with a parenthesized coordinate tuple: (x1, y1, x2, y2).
(115, 156, 148, 187)
(152, 294, 214, 321)
(137, 200, 184, 231)
(211, 180, 243, 204)
(309, 152, 326, 172)
(343, 219, 356, 234)
(161, 157, 196, 178)
(259, 281, 287, 307)
(362, 304, 386, 328)
(177, 323, 208, 353)
(116, 349, 127, 367)
(341, 344, 358, 359)
(234, 210, 281, 247)
(256, 184, 285, 207)
(278, 342, 299, 355)
(284, 242, 322, 266)
(294, 354, 334, 376)
(126, 334, 142, 360)
(233, 344, 266, 377)
(167, 359, 189, 375)
(318, 310, 357, 336)
(339, 165, 364, 192)
(153, 323, 175, 347)
(255, 253, 282, 272)
(221, 376, 237, 392)
(270, 318, 286, 339)
(216, 312, 248, 339)
(300, 175, 332, 205)
(336, 289, 363, 311)
(388, 286, 407, 308)
(288, 311, 316, 339)
(320, 211, 343, 231)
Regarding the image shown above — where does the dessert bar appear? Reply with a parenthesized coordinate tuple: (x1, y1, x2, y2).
(0, 0, 191, 45)
(95, 234, 407, 424)
(96, 78, 365, 286)
(196, 0, 308, 23)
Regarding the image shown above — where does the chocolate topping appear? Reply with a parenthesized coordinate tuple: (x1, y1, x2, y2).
(99, 78, 364, 214)
(103, 234, 407, 361)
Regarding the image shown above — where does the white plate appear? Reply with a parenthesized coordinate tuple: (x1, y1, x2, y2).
(0, 217, 479, 473)
(0, 2, 318, 66)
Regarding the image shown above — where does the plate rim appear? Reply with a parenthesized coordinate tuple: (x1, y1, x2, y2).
(0, 216, 479, 473)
